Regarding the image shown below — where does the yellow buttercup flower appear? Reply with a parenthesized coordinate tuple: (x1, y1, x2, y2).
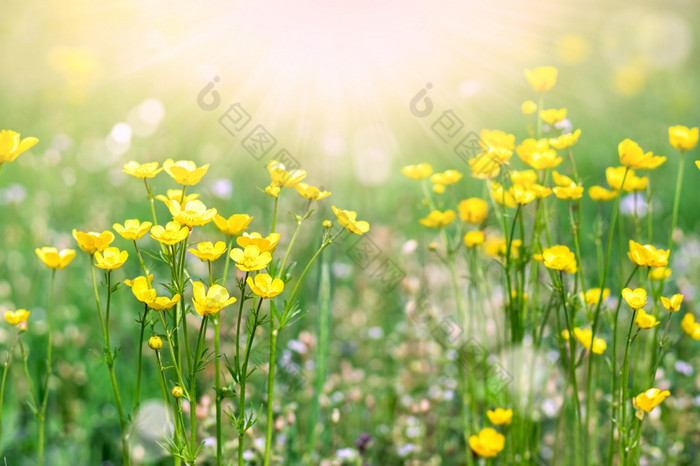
(73, 229, 115, 254)
(618, 138, 666, 170)
(192, 281, 237, 316)
(230, 245, 272, 272)
(521, 100, 537, 115)
(633, 388, 670, 412)
(524, 66, 558, 92)
(332, 206, 370, 235)
(430, 170, 463, 186)
(166, 199, 217, 227)
(236, 232, 281, 253)
(265, 184, 281, 198)
(458, 198, 488, 224)
(552, 171, 575, 187)
(649, 267, 671, 281)
(122, 161, 162, 179)
(484, 238, 522, 259)
(149, 294, 181, 311)
(668, 125, 699, 151)
(113, 219, 152, 240)
(516, 138, 562, 170)
(124, 275, 157, 304)
(214, 214, 253, 236)
(401, 163, 433, 180)
(542, 245, 577, 273)
(0, 130, 38, 164)
(172, 386, 184, 398)
(5, 309, 30, 326)
(432, 183, 445, 194)
(188, 241, 227, 262)
(661, 294, 683, 313)
(490, 182, 516, 208)
(539, 108, 567, 125)
(94, 247, 129, 270)
(163, 159, 209, 186)
(155, 189, 200, 206)
(267, 160, 306, 187)
(681, 313, 700, 340)
(468, 148, 512, 179)
(511, 184, 536, 205)
(580, 288, 610, 305)
(35, 247, 76, 269)
(295, 183, 331, 200)
(627, 240, 669, 268)
(606, 167, 648, 192)
(549, 129, 582, 150)
(486, 408, 513, 426)
(622, 288, 647, 309)
(148, 336, 163, 350)
(561, 329, 570, 340)
(553, 185, 583, 200)
(589, 186, 618, 202)
(419, 210, 456, 228)
(531, 184, 553, 198)
(510, 170, 537, 187)
(480, 129, 515, 151)
(635, 309, 660, 329)
(469, 427, 505, 458)
(573, 328, 607, 354)
(150, 221, 189, 245)
(246, 273, 284, 299)
(463, 231, 485, 248)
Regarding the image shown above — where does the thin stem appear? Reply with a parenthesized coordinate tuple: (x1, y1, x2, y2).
(37, 268, 56, 466)
(133, 304, 149, 413)
(238, 299, 263, 466)
(0, 333, 21, 445)
(263, 318, 278, 466)
(620, 313, 640, 463)
(144, 178, 159, 226)
(190, 315, 210, 456)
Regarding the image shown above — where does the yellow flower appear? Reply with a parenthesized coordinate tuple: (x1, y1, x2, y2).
(150, 221, 189, 245)
(94, 247, 129, 270)
(230, 245, 272, 272)
(236, 232, 281, 253)
(401, 163, 433, 180)
(0, 130, 39, 164)
(627, 240, 669, 268)
(649, 267, 671, 281)
(432, 183, 445, 194)
(510, 170, 537, 187)
(552, 171, 575, 187)
(524, 66, 558, 92)
(332, 206, 370, 235)
(73, 229, 115, 254)
(5, 309, 30, 326)
(618, 139, 666, 170)
(485, 238, 522, 259)
(214, 214, 253, 236)
(661, 294, 683, 313)
(542, 245, 577, 273)
(122, 161, 162, 179)
(635, 309, 660, 329)
(521, 100, 537, 115)
(561, 329, 570, 340)
(265, 184, 281, 198)
(113, 219, 152, 240)
(531, 184, 553, 198)
(267, 160, 307, 187)
(188, 241, 227, 261)
(124, 275, 157, 304)
(192, 281, 237, 316)
(605, 167, 648, 192)
(458, 198, 488, 224)
(166, 199, 217, 227)
(430, 170, 463, 186)
(668, 125, 699, 151)
(588, 186, 618, 202)
(419, 210, 456, 228)
(469, 427, 505, 458)
(516, 139, 562, 170)
(246, 273, 284, 299)
(549, 129, 582, 149)
(580, 288, 610, 305)
(468, 148, 512, 179)
(539, 108, 567, 125)
(35, 247, 76, 269)
(633, 388, 670, 412)
(155, 190, 200, 206)
(573, 328, 607, 354)
(149, 294, 181, 311)
(463, 231, 485, 248)
(681, 313, 700, 340)
(171, 386, 184, 398)
(148, 336, 163, 350)
(490, 182, 516, 208)
(486, 408, 513, 426)
(163, 159, 209, 185)
(295, 183, 331, 200)
(553, 185, 583, 200)
(511, 184, 536, 205)
(480, 129, 515, 151)
(622, 288, 647, 310)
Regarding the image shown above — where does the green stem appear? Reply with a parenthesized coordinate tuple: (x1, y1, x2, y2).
(190, 315, 210, 456)
(558, 271, 581, 463)
(0, 333, 21, 445)
(37, 268, 56, 466)
(263, 320, 278, 466)
(668, 151, 685, 253)
(144, 179, 159, 226)
(238, 299, 263, 466)
(133, 304, 149, 413)
(620, 314, 640, 463)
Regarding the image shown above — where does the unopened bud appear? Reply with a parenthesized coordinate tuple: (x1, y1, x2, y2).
(428, 242, 439, 251)
(148, 336, 163, 350)
(323, 220, 333, 229)
(171, 386, 184, 398)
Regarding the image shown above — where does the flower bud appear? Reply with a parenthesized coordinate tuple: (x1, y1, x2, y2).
(148, 336, 163, 350)
(322, 220, 332, 229)
(172, 386, 184, 398)
(428, 242, 439, 251)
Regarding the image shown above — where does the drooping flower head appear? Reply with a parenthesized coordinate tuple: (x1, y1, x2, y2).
(332, 206, 370, 235)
